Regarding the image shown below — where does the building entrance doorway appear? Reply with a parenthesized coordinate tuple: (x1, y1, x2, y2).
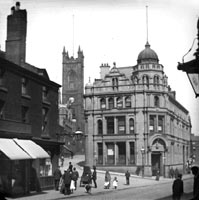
(151, 153, 161, 176)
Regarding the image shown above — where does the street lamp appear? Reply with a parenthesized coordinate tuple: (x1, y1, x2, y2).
(177, 18, 199, 98)
(141, 147, 145, 177)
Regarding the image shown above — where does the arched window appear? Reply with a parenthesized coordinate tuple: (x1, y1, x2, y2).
(129, 118, 134, 134)
(68, 70, 77, 89)
(154, 75, 160, 85)
(142, 75, 149, 87)
(154, 96, 160, 107)
(117, 97, 123, 109)
(125, 96, 131, 108)
(100, 98, 106, 109)
(108, 97, 114, 109)
(112, 78, 118, 89)
(97, 120, 103, 135)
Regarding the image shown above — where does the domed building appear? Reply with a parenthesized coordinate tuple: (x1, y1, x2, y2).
(84, 41, 191, 177)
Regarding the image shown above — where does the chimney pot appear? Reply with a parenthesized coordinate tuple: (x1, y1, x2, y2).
(15, 2, 20, 11)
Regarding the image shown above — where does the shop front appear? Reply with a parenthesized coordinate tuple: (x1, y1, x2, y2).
(0, 138, 50, 197)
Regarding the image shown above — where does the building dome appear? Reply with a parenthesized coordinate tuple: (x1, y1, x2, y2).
(137, 42, 159, 64)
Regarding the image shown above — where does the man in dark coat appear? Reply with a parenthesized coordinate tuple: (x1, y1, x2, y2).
(63, 169, 72, 195)
(72, 167, 79, 190)
(92, 166, 97, 188)
(191, 166, 199, 200)
(125, 170, 130, 185)
(172, 173, 183, 200)
(53, 166, 62, 191)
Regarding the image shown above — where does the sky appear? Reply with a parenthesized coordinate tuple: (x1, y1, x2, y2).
(0, 0, 198, 134)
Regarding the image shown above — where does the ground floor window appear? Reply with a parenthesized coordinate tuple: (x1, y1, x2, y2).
(117, 142, 126, 164)
(106, 143, 115, 164)
(39, 158, 52, 176)
(97, 143, 103, 164)
(130, 142, 135, 164)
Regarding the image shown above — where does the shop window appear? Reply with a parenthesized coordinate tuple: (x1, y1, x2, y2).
(106, 143, 114, 164)
(125, 96, 131, 108)
(158, 116, 164, 133)
(108, 97, 114, 109)
(117, 116, 125, 134)
(97, 143, 103, 164)
(100, 98, 106, 109)
(117, 97, 123, 109)
(129, 118, 134, 134)
(106, 117, 114, 134)
(39, 158, 52, 176)
(149, 115, 156, 133)
(130, 142, 135, 164)
(117, 142, 126, 164)
(154, 96, 160, 107)
(21, 106, 29, 123)
(97, 119, 103, 135)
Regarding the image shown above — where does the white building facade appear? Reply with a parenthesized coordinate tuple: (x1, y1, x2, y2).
(84, 42, 192, 177)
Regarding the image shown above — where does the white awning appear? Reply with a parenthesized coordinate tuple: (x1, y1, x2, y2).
(13, 139, 50, 159)
(0, 138, 32, 160)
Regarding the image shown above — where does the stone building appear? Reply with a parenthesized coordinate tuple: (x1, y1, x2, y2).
(62, 47, 85, 153)
(84, 41, 192, 177)
(0, 2, 62, 196)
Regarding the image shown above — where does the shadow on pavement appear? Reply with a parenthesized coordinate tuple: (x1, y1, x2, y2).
(156, 192, 193, 200)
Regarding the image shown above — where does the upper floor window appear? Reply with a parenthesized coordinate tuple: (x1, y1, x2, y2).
(0, 67, 5, 86)
(68, 70, 77, 89)
(149, 115, 156, 133)
(125, 96, 131, 108)
(97, 120, 103, 135)
(117, 97, 123, 109)
(106, 117, 114, 135)
(0, 100, 5, 119)
(21, 77, 28, 95)
(129, 118, 134, 134)
(112, 78, 118, 90)
(117, 116, 125, 134)
(100, 98, 106, 109)
(142, 75, 149, 87)
(42, 107, 49, 132)
(158, 116, 164, 133)
(154, 75, 160, 85)
(154, 96, 160, 107)
(108, 97, 114, 109)
(42, 86, 48, 101)
(21, 106, 29, 123)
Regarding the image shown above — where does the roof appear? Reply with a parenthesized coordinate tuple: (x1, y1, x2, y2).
(137, 42, 159, 64)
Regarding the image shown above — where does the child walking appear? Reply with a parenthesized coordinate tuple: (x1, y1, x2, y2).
(113, 177, 118, 189)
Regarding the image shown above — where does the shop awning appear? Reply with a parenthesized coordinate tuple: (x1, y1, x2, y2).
(13, 139, 50, 159)
(0, 138, 32, 160)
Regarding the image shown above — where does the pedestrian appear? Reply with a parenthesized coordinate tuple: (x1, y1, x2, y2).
(170, 167, 174, 179)
(53, 166, 62, 191)
(113, 177, 118, 189)
(72, 167, 79, 190)
(190, 166, 199, 200)
(85, 174, 92, 194)
(174, 168, 179, 179)
(61, 155, 64, 167)
(92, 166, 97, 188)
(104, 170, 111, 189)
(62, 169, 72, 195)
(156, 169, 160, 181)
(172, 173, 184, 200)
(125, 170, 130, 185)
(69, 162, 73, 172)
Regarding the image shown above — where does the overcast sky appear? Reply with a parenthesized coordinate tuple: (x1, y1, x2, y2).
(0, 0, 198, 134)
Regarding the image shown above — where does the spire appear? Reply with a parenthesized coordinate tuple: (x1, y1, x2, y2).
(78, 45, 81, 52)
(63, 46, 66, 54)
(146, 5, 149, 44)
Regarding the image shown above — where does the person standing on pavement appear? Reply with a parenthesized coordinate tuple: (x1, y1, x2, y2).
(69, 162, 73, 172)
(104, 170, 111, 189)
(172, 173, 183, 200)
(53, 166, 62, 191)
(63, 169, 72, 195)
(190, 166, 199, 200)
(125, 170, 130, 185)
(92, 166, 97, 188)
(72, 167, 79, 190)
(61, 156, 64, 167)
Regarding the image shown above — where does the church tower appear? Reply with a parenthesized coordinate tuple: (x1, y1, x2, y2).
(62, 46, 85, 153)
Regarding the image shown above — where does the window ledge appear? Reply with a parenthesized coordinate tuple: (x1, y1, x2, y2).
(0, 86, 8, 93)
(21, 94, 31, 100)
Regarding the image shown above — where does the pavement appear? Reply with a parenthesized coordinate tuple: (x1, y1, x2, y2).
(6, 155, 194, 200)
